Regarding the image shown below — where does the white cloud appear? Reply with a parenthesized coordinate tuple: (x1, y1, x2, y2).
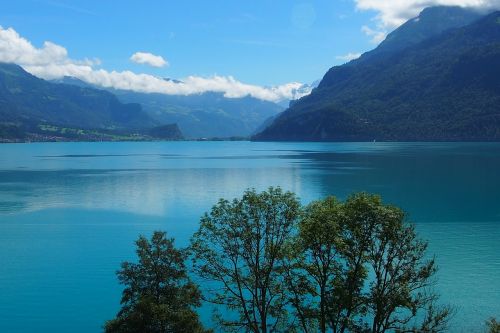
(0, 26, 310, 103)
(355, 0, 500, 45)
(130, 51, 168, 68)
(336, 52, 362, 62)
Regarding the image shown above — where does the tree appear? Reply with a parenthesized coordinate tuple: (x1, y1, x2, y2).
(287, 193, 451, 333)
(325, 194, 375, 333)
(104, 231, 208, 333)
(284, 196, 347, 333)
(353, 194, 451, 333)
(286, 195, 375, 333)
(190, 187, 301, 332)
(190, 189, 450, 333)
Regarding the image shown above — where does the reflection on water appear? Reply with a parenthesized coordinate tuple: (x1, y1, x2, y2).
(0, 141, 499, 333)
(0, 168, 304, 216)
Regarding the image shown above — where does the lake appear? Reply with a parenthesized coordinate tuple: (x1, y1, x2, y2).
(0, 141, 499, 332)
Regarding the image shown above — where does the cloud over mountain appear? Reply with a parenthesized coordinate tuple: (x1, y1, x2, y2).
(355, 0, 500, 42)
(0, 26, 310, 102)
(130, 52, 168, 67)
(355, 0, 500, 28)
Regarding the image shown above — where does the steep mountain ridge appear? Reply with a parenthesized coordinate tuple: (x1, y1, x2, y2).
(254, 8, 500, 141)
(364, 6, 483, 58)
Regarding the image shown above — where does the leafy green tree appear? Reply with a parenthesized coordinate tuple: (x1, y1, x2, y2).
(287, 193, 450, 333)
(190, 189, 450, 333)
(327, 194, 376, 333)
(286, 195, 376, 333)
(105, 231, 208, 333)
(284, 196, 347, 333)
(354, 194, 451, 333)
(190, 187, 301, 333)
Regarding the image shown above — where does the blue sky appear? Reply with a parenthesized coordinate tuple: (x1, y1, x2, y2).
(0, 0, 378, 85)
(1, 0, 496, 101)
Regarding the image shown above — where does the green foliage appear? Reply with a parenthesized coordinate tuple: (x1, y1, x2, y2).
(190, 187, 301, 332)
(359, 194, 451, 333)
(190, 189, 450, 332)
(285, 193, 451, 333)
(284, 197, 348, 333)
(104, 231, 208, 333)
(108, 190, 453, 332)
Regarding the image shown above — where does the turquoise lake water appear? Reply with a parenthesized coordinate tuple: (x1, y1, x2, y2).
(0, 141, 499, 332)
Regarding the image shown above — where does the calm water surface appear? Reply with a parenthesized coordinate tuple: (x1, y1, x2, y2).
(0, 142, 499, 332)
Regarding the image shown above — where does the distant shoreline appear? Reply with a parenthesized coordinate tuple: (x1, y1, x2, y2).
(4, 138, 500, 144)
(0, 136, 250, 144)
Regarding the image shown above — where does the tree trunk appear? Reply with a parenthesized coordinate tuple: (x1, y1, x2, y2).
(320, 281, 326, 333)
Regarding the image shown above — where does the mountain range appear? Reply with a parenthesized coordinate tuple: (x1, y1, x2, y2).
(112, 90, 283, 139)
(0, 64, 157, 141)
(51, 76, 284, 139)
(254, 7, 500, 141)
(3, 6, 500, 142)
(0, 66, 285, 141)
